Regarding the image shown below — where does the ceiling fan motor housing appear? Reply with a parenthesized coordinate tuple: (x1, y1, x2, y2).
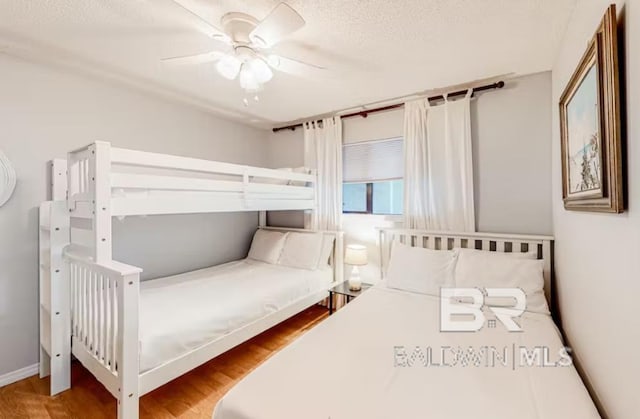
(221, 12, 259, 45)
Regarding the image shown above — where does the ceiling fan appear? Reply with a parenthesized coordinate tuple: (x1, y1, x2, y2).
(163, 1, 326, 102)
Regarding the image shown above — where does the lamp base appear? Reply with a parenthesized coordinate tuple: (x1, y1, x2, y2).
(349, 275, 362, 291)
(348, 266, 362, 291)
(348, 282, 362, 292)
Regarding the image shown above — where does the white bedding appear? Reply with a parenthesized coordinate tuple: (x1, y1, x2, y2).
(213, 285, 599, 419)
(139, 259, 332, 372)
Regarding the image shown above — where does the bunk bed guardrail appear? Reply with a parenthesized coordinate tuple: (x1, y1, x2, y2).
(67, 141, 316, 219)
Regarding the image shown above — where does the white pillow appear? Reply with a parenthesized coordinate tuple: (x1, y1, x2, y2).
(386, 242, 457, 296)
(278, 232, 324, 270)
(247, 229, 288, 264)
(454, 248, 549, 314)
(289, 167, 311, 187)
(316, 234, 335, 269)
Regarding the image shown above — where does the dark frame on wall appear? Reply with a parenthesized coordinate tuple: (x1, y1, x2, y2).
(559, 4, 624, 213)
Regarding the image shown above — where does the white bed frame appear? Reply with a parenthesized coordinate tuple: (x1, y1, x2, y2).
(38, 142, 344, 419)
(378, 229, 554, 305)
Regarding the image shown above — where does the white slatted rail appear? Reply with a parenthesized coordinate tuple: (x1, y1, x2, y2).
(66, 251, 142, 417)
(66, 142, 316, 219)
(378, 229, 554, 305)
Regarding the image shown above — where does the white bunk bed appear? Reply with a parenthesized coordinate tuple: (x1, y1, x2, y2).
(38, 141, 344, 419)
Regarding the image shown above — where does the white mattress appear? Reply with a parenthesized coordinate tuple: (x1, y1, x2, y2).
(213, 285, 599, 419)
(139, 259, 332, 372)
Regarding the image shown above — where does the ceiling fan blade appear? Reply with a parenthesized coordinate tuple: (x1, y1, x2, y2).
(169, 0, 231, 43)
(250, 3, 305, 48)
(268, 54, 327, 78)
(162, 51, 226, 65)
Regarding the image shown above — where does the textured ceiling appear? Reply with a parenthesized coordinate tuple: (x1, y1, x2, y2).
(0, 0, 576, 127)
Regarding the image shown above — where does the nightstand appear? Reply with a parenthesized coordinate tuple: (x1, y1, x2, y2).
(328, 281, 372, 314)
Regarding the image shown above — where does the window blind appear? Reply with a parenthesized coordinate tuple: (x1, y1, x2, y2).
(343, 137, 403, 183)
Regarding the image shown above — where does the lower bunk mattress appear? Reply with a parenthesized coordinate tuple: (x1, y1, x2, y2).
(139, 259, 332, 372)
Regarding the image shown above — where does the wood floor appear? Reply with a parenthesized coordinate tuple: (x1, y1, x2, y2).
(0, 306, 328, 419)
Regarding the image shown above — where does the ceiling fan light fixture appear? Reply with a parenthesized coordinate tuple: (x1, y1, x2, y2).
(216, 55, 241, 80)
(239, 64, 261, 92)
(248, 58, 273, 83)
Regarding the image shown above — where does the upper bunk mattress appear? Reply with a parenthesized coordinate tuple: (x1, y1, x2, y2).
(213, 285, 599, 419)
(139, 259, 332, 372)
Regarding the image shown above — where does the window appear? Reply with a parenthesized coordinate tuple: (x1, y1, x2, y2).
(342, 180, 403, 214)
(342, 138, 403, 215)
(343, 183, 368, 212)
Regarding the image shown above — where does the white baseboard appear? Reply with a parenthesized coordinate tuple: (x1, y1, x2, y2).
(0, 363, 39, 388)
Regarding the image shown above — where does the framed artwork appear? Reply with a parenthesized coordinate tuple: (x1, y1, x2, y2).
(559, 4, 623, 212)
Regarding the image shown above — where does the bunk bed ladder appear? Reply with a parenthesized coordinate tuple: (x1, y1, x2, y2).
(38, 159, 71, 395)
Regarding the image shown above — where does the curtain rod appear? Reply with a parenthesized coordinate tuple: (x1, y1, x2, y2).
(272, 80, 505, 133)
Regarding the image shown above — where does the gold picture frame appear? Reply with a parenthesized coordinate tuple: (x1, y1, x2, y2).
(559, 4, 623, 212)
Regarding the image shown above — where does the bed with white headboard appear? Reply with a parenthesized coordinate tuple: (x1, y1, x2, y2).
(213, 228, 600, 419)
(378, 228, 554, 305)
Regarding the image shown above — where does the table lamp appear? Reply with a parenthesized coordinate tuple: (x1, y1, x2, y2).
(345, 244, 368, 291)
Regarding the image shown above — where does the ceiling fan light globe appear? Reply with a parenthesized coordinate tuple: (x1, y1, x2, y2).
(249, 58, 273, 83)
(216, 55, 241, 80)
(239, 65, 261, 91)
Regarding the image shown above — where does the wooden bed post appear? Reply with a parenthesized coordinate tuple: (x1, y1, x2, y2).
(50, 159, 68, 201)
(378, 229, 386, 280)
(542, 239, 552, 308)
(89, 141, 112, 263)
(117, 270, 140, 419)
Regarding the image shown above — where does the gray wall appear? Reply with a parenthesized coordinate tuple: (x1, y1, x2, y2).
(267, 71, 553, 235)
(551, 2, 639, 417)
(0, 54, 269, 376)
(472, 71, 552, 234)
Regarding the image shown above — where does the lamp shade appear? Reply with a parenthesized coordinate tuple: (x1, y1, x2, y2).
(345, 244, 368, 266)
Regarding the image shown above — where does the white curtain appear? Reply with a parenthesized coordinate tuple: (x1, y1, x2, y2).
(403, 90, 475, 231)
(303, 116, 343, 230)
